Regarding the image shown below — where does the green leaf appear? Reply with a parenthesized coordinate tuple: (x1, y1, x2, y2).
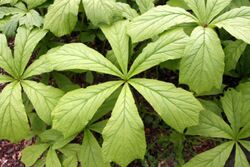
(80, 130, 109, 167)
(0, 7, 23, 19)
(127, 5, 196, 43)
(22, 0, 46, 9)
(183, 142, 234, 167)
(101, 20, 129, 74)
(237, 82, 250, 100)
(230, 0, 250, 8)
(89, 120, 108, 134)
(239, 140, 250, 152)
(199, 99, 223, 116)
(235, 143, 249, 167)
(211, 7, 250, 44)
(135, 0, 154, 13)
(102, 83, 146, 167)
(128, 28, 188, 78)
(19, 9, 43, 27)
(129, 79, 203, 133)
(184, 0, 206, 22)
(47, 43, 123, 78)
(53, 73, 80, 92)
(0, 74, 13, 84)
(22, 55, 53, 79)
(187, 109, 233, 139)
(179, 26, 225, 94)
(0, 82, 30, 142)
(167, 0, 190, 9)
(22, 80, 64, 125)
(52, 81, 123, 137)
(46, 147, 61, 167)
(0, 0, 18, 5)
(221, 89, 246, 134)
(206, 0, 231, 23)
(239, 122, 250, 139)
(14, 27, 47, 76)
(21, 144, 50, 166)
(82, 0, 118, 26)
(224, 40, 247, 72)
(2, 14, 21, 37)
(0, 34, 17, 77)
(44, 0, 81, 37)
(115, 2, 138, 20)
(62, 155, 78, 167)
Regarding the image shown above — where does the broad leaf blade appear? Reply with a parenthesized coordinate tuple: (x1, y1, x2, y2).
(22, 55, 53, 79)
(44, 0, 80, 37)
(80, 130, 109, 167)
(235, 143, 249, 167)
(46, 147, 61, 167)
(0, 82, 30, 142)
(47, 43, 123, 78)
(206, 0, 231, 23)
(22, 80, 64, 125)
(14, 27, 47, 76)
(135, 0, 154, 13)
(211, 7, 250, 44)
(102, 83, 146, 167)
(0, 34, 17, 77)
(129, 79, 203, 133)
(183, 142, 234, 167)
(22, 0, 46, 9)
(127, 5, 196, 43)
(187, 109, 233, 139)
(224, 40, 247, 72)
(101, 20, 129, 74)
(82, 0, 118, 26)
(21, 144, 50, 166)
(52, 81, 123, 137)
(184, 0, 206, 22)
(0, 74, 13, 84)
(179, 26, 225, 94)
(128, 28, 188, 78)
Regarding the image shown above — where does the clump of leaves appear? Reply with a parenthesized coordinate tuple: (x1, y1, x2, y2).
(45, 20, 203, 166)
(184, 83, 250, 167)
(127, 0, 250, 95)
(0, 27, 64, 142)
(0, 0, 45, 36)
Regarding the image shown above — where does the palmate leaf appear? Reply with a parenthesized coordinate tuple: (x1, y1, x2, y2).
(224, 40, 247, 72)
(235, 144, 249, 167)
(135, 0, 154, 13)
(44, 0, 80, 37)
(179, 26, 225, 94)
(82, 0, 118, 26)
(21, 144, 50, 167)
(52, 81, 123, 137)
(129, 79, 203, 133)
(0, 0, 18, 5)
(79, 130, 109, 167)
(187, 109, 233, 139)
(46, 43, 123, 78)
(237, 82, 250, 101)
(211, 7, 250, 44)
(127, 5, 196, 43)
(101, 20, 129, 74)
(102, 83, 146, 167)
(14, 27, 47, 77)
(127, 28, 188, 78)
(0, 74, 13, 84)
(0, 34, 17, 77)
(183, 142, 234, 167)
(0, 82, 29, 142)
(115, 2, 138, 20)
(22, 80, 64, 125)
(0, 7, 23, 19)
